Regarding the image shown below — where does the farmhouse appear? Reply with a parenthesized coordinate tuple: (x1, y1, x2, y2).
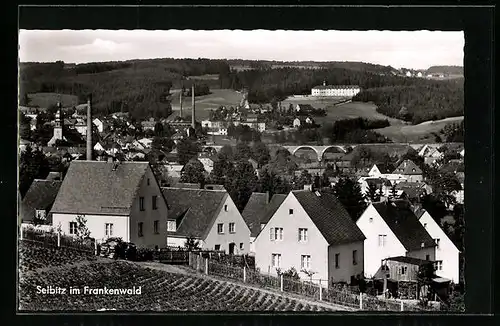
(356, 200, 436, 278)
(161, 187, 250, 254)
(417, 209, 460, 283)
(50, 160, 169, 248)
(20, 179, 62, 224)
(254, 190, 366, 286)
(311, 81, 361, 97)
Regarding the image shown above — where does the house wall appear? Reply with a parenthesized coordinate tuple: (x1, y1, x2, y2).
(384, 260, 420, 282)
(203, 195, 251, 254)
(405, 175, 424, 183)
(356, 205, 407, 278)
(419, 212, 460, 282)
(128, 166, 169, 248)
(254, 193, 329, 282)
(327, 241, 364, 284)
(52, 213, 129, 242)
(166, 236, 205, 249)
(407, 247, 435, 262)
(249, 236, 256, 253)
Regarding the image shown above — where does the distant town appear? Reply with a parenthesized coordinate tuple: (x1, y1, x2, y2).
(18, 58, 465, 312)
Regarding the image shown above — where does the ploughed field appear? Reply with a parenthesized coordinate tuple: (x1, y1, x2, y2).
(19, 241, 334, 312)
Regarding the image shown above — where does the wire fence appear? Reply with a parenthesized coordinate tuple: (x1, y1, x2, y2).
(20, 226, 96, 253)
(186, 252, 442, 311)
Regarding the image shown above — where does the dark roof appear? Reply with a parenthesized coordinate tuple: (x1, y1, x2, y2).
(372, 201, 436, 251)
(292, 190, 366, 245)
(171, 182, 201, 189)
(260, 194, 287, 224)
(396, 182, 427, 199)
(21, 180, 62, 221)
(161, 187, 228, 239)
(242, 192, 270, 237)
(312, 85, 361, 90)
(50, 161, 151, 216)
(373, 164, 393, 174)
(393, 160, 423, 175)
(385, 256, 434, 265)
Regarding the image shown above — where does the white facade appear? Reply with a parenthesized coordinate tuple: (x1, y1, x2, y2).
(198, 157, 214, 174)
(93, 118, 106, 133)
(311, 86, 361, 97)
(293, 118, 301, 128)
(94, 142, 105, 152)
(418, 211, 457, 282)
(356, 205, 407, 278)
(52, 213, 130, 242)
(254, 193, 363, 285)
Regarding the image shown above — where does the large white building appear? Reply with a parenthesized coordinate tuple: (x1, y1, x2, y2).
(311, 81, 361, 97)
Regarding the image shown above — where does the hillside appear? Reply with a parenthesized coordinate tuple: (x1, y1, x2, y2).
(426, 66, 463, 75)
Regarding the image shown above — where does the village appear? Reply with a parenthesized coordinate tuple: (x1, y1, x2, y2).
(19, 78, 465, 312)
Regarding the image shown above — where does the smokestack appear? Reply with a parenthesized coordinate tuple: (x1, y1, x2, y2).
(86, 95, 92, 160)
(179, 89, 183, 118)
(191, 84, 195, 128)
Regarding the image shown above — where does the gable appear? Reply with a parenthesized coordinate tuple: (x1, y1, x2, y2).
(419, 211, 460, 253)
(356, 204, 405, 249)
(206, 195, 251, 239)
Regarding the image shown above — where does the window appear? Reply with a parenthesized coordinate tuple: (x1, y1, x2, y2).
(138, 222, 144, 237)
(274, 228, 283, 241)
(224, 204, 228, 212)
(425, 254, 430, 261)
(228, 222, 235, 234)
(105, 223, 113, 237)
(435, 238, 440, 249)
(400, 266, 408, 275)
(35, 210, 46, 220)
(301, 255, 311, 269)
(423, 223, 427, 228)
(217, 223, 224, 234)
(435, 260, 443, 271)
(272, 253, 282, 268)
(352, 250, 358, 265)
(214, 244, 220, 251)
(167, 220, 176, 232)
(69, 222, 77, 235)
(139, 197, 145, 211)
(154, 220, 159, 234)
(298, 228, 308, 242)
(152, 196, 158, 210)
(335, 253, 340, 269)
(289, 209, 294, 215)
(378, 234, 387, 247)
(240, 243, 244, 250)
(369, 217, 373, 223)
(147, 178, 150, 185)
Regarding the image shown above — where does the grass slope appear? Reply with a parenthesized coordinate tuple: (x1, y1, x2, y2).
(27, 93, 79, 108)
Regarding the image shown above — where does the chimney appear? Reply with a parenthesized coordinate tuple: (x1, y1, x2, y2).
(86, 95, 92, 160)
(191, 84, 196, 128)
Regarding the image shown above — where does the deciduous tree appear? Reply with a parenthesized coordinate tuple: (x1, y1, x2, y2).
(180, 159, 206, 184)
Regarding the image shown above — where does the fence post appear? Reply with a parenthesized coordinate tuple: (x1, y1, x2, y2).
(280, 274, 283, 292)
(57, 231, 61, 247)
(359, 293, 363, 309)
(319, 280, 322, 301)
(20, 226, 23, 240)
(243, 266, 247, 282)
(400, 300, 404, 312)
(205, 258, 208, 275)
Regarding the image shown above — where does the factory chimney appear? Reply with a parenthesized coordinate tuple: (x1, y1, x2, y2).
(86, 95, 92, 160)
(191, 84, 196, 128)
(179, 88, 183, 118)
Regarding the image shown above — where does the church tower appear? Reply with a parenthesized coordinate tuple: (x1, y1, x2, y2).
(48, 102, 64, 146)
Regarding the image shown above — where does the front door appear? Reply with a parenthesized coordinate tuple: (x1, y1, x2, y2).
(229, 242, 235, 255)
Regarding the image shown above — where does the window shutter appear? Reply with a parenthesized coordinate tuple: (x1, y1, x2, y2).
(298, 229, 301, 241)
(270, 228, 274, 241)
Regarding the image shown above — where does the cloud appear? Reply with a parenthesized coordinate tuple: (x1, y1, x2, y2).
(18, 29, 464, 69)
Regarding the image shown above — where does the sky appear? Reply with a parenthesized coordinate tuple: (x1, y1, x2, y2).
(18, 30, 464, 70)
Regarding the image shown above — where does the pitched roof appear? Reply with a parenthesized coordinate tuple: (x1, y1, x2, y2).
(260, 194, 287, 225)
(161, 187, 228, 239)
(372, 201, 436, 251)
(393, 160, 423, 175)
(385, 256, 433, 265)
(50, 161, 150, 216)
(241, 192, 270, 237)
(21, 180, 62, 221)
(292, 190, 366, 245)
(312, 85, 361, 90)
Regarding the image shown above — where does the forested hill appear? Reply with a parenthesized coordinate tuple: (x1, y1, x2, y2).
(426, 65, 463, 75)
(19, 58, 463, 123)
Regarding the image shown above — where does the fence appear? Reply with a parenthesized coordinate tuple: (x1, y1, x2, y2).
(186, 252, 440, 311)
(20, 225, 97, 254)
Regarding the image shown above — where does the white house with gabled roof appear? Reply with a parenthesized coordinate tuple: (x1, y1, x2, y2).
(417, 209, 460, 283)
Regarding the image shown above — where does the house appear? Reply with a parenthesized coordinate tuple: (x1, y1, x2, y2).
(396, 182, 428, 201)
(50, 160, 169, 248)
(368, 164, 393, 178)
(377, 256, 433, 282)
(392, 160, 423, 183)
(161, 187, 250, 254)
(198, 157, 215, 174)
(93, 118, 108, 133)
(74, 118, 88, 136)
(358, 177, 392, 201)
(254, 190, 366, 286)
(418, 145, 443, 166)
(356, 200, 436, 278)
(20, 179, 62, 224)
(94, 142, 106, 152)
(295, 104, 315, 113)
(417, 209, 460, 283)
(241, 192, 270, 251)
(137, 138, 153, 149)
(141, 118, 156, 131)
(293, 118, 301, 128)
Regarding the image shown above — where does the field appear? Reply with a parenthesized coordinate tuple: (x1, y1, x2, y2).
(280, 96, 352, 110)
(168, 89, 244, 121)
(374, 116, 464, 143)
(18, 241, 335, 312)
(186, 74, 220, 80)
(27, 93, 79, 108)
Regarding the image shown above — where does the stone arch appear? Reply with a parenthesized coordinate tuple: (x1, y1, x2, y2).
(320, 146, 347, 161)
(291, 146, 320, 162)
